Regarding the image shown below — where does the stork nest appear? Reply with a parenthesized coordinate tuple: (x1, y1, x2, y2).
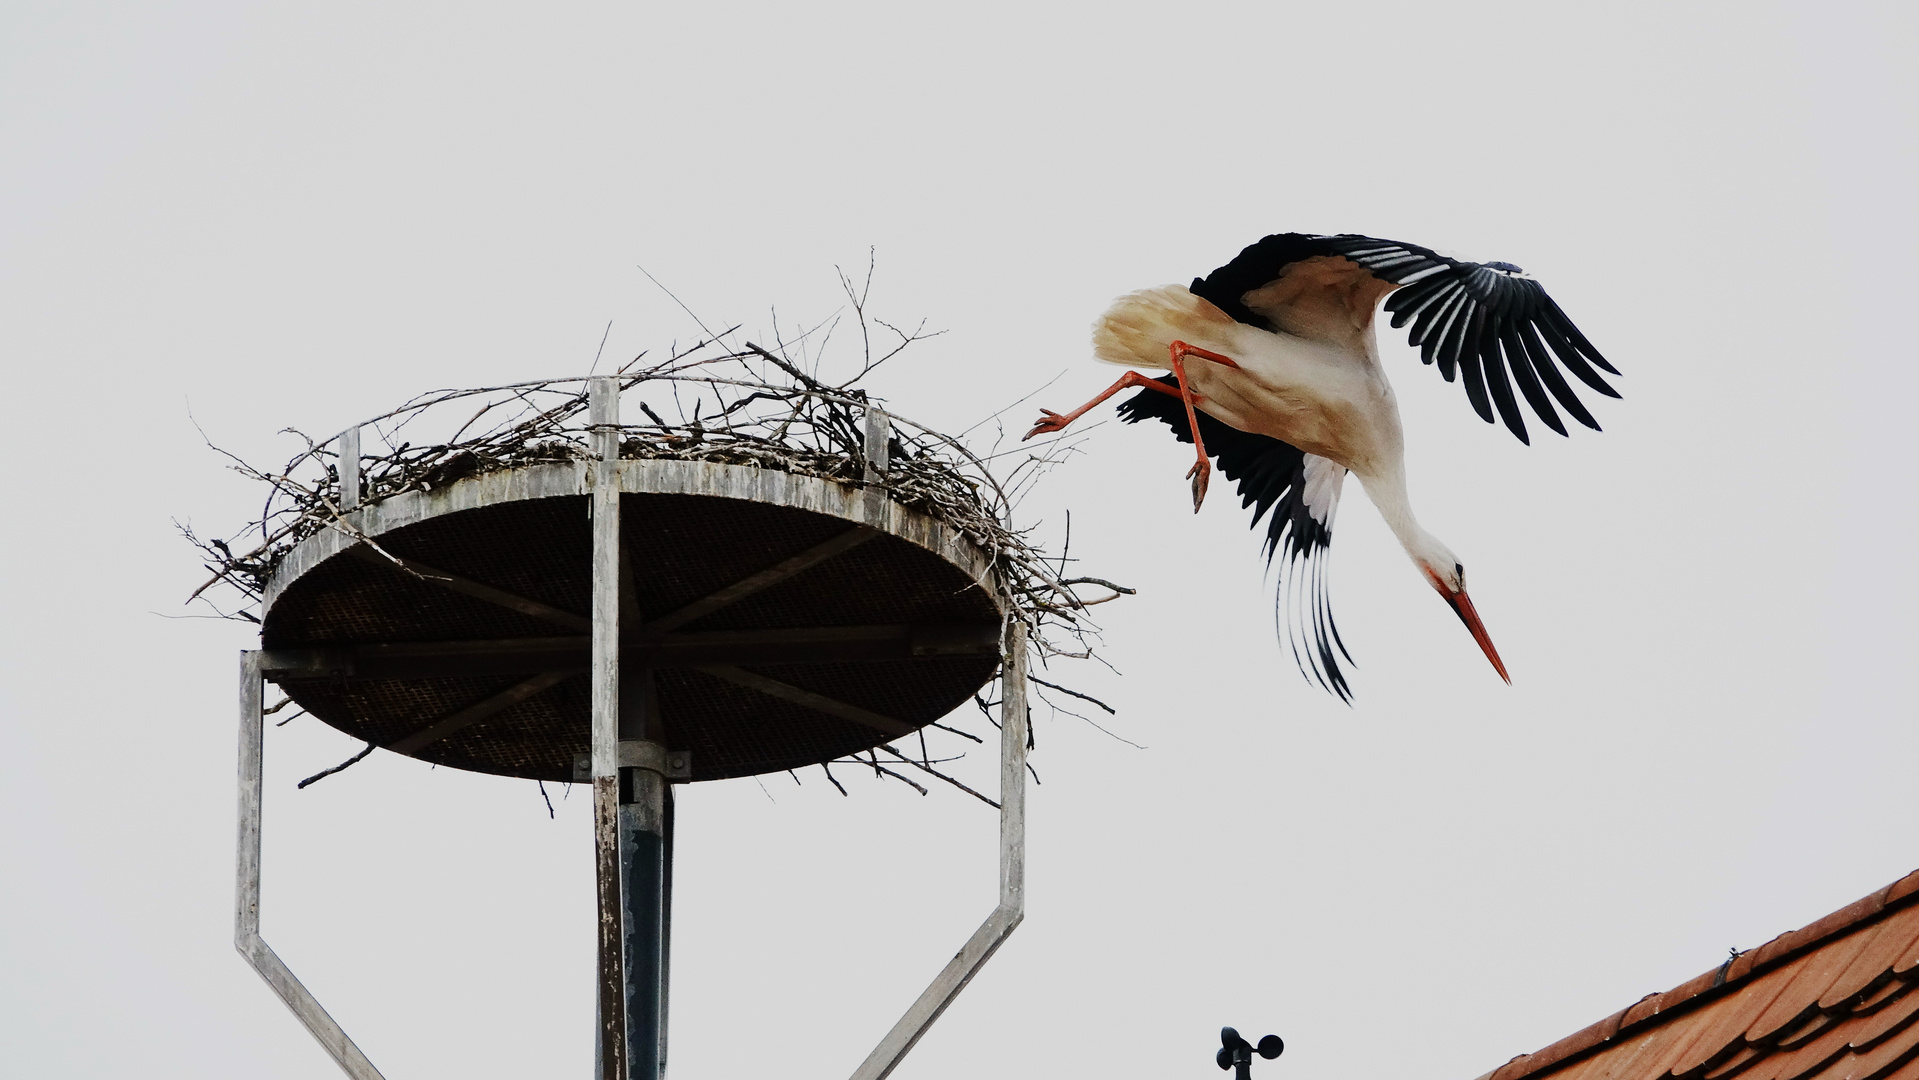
(186, 339, 1122, 651)
(183, 301, 1132, 801)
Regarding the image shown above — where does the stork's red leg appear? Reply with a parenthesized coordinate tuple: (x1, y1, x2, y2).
(1023, 370, 1184, 441)
(1167, 340, 1240, 513)
(1025, 341, 1243, 513)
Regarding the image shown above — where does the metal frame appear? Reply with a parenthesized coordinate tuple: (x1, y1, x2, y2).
(847, 618, 1028, 1080)
(235, 650, 389, 1080)
(233, 630, 1030, 1080)
(234, 387, 1030, 1079)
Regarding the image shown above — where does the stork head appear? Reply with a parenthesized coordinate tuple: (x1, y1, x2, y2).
(1411, 538, 1510, 684)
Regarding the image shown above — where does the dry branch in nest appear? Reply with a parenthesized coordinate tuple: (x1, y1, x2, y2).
(184, 279, 1130, 803)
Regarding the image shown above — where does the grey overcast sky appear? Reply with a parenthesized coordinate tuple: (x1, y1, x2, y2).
(3, 2, 1916, 1078)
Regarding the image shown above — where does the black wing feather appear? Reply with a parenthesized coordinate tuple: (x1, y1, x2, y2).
(1430, 292, 1474, 381)
(1116, 376, 1354, 701)
(1535, 310, 1621, 398)
(1409, 286, 1466, 369)
(1545, 299, 1618, 375)
(1476, 315, 1529, 444)
(1499, 322, 1567, 437)
(1282, 233, 1621, 441)
(1388, 276, 1454, 324)
(1515, 320, 1600, 430)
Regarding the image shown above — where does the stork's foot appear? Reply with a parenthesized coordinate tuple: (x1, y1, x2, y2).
(1023, 370, 1185, 442)
(1166, 341, 1228, 513)
(1024, 409, 1072, 441)
(1187, 456, 1211, 512)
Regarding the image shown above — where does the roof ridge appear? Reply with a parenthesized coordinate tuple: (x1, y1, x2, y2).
(1472, 867, 1919, 1080)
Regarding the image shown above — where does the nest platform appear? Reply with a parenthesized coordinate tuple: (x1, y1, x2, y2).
(259, 459, 1007, 783)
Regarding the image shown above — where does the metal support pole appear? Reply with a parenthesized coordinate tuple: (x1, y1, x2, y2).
(846, 620, 1028, 1080)
(590, 377, 627, 1080)
(620, 760, 671, 1080)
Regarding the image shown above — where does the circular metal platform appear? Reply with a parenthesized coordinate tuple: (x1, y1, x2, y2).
(260, 460, 1007, 783)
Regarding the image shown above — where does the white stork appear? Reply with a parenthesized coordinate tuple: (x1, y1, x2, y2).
(1026, 233, 1618, 698)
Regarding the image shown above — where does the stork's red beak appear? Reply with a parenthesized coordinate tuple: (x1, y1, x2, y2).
(1433, 580, 1510, 684)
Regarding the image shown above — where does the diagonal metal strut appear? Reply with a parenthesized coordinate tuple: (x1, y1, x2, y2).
(347, 524, 877, 640)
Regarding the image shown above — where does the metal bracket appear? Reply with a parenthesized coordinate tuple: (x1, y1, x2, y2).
(845, 621, 1028, 1080)
(236, 650, 389, 1080)
(573, 742, 693, 783)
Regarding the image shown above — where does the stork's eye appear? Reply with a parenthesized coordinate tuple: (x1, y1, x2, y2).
(1454, 562, 1464, 582)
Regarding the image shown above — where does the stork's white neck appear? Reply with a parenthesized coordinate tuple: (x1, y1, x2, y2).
(1357, 464, 1461, 589)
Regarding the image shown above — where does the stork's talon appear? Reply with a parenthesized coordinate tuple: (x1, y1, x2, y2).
(1024, 410, 1069, 441)
(1187, 457, 1211, 512)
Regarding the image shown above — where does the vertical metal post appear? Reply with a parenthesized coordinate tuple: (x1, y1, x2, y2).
(862, 407, 891, 523)
(237, 652, 265, 946)
(862, 407, 890, 482)
(339, 426, 362, 511)
(998, 621, 1028, 912)
(590, 378, 627, 1080)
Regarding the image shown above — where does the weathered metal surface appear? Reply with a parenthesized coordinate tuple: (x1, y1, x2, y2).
(590, 378, 628, 1080)
(234, 651, 388, 1080)
(571, 742, 693, 783)
(863, 407, 890, 481)
(260, 459, 1006, 782)
(263, 459, 996, 613)
(845, 621, 1028, 1080)
(998, 622, 1028, 912)
(595, 772, 626, 1080)
(339, 426, 362, 511)
(236, 652, 264, 944)
(623, 741, 691, 777)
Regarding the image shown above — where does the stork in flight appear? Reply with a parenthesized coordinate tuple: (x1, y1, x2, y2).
(1026, 233, 1617, 698)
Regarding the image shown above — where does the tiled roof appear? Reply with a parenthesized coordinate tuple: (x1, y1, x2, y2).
(1475, 869, 1919, 1080)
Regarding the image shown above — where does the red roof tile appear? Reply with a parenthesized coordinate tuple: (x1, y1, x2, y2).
(1476, 871, 1919, 1080)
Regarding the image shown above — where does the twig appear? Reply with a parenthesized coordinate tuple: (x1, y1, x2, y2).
(841, 757, 929, 796)
(876, 744, 997, 808)
(587, 319, 614, 376)
(930, 721, 984, 744)
(1030, 675, 1117, 715)
(297, 742, 376, 788)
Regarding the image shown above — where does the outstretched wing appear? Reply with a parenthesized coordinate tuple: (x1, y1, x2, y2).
(1193, 232, 1620, 445)
(1117, 376, 1355, 701)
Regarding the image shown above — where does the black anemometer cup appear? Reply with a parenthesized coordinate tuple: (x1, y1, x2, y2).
(1217, 1026, 1285, 1080)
